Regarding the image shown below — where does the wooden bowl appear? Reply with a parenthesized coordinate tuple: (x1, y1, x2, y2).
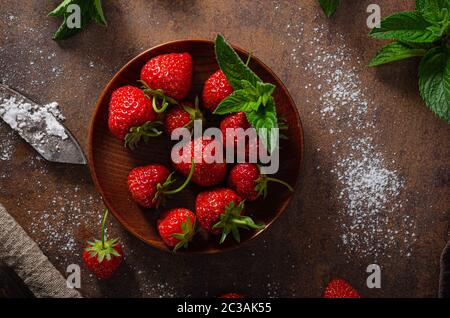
(88, 39, 304, 253)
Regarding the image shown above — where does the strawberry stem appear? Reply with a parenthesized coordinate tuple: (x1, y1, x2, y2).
(164, 159, 196, 195)
(213, 201, 265, 244)
(172, 218, 196, 252)
(124, 121, 164, 150)
(152, 96, 169, 113)
(265, 177, 294, 192)
(245, 52, 252, 66)
(181, 96, 204, 131)
(138, 80, 178, 114)
(101, 209, 108, 250)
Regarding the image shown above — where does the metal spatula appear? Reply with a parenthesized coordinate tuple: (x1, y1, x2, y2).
(0, 84, 86, 165)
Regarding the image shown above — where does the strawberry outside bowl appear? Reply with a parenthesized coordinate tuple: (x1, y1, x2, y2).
(87, 39, 304, 253)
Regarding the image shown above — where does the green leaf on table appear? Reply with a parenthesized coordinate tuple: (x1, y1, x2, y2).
(418, 45, 450, 123)
(417, 0, 450, 23)
(369, 41, 428, 66)
(318, 0, 341, 17)
(92, 0, 107, 26)
(369, 11, 442, 43)
(214, 34, 262, 90)
(48, 0, 72, 16)
(49, 0, 107, 40)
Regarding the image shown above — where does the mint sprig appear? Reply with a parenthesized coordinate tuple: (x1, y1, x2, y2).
(213, 35, 279, 152)
(369, 11, 442, 43)
(214, 80, 275, 115)
(318, 0, 341, 17)
(369, 42, 428, 66)
(214, 35, 262, 89)
(419, 45, 450, 122)
(369, 0, 450, 124)
(48, 0, 107, 40)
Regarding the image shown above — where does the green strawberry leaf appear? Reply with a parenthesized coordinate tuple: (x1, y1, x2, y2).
(246, 97, 278, 153)
(318, 0, 341, 17)
(214, 34, 262, 90)
(369, 41, 428, 66)
(418, 45, 450, 123)
(212, 201, 265, 244)
(369, 11, 442, 43)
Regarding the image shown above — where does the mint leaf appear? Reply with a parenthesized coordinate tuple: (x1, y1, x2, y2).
(48, 0, 72, 16)
(214, 81, 276, 115)
(214, 89, 259, 115)
(318, 0, 340, 17)
(52, 0, 93, 40)
(239, 80, 275, 104)
(417, 0, 426, 11)
(214, 35, 281, 149)
(369, 11, 441, 43)
(246, 98, 278, 153)
(215, 35, 261, 90)
(418, 0, 450, 22)
(369, 41, 428, 66)
(418, 45, 450, 123)
(92, 0, 107, 26)
(49, 0, 107, 40)
(255, 81, 276, 102)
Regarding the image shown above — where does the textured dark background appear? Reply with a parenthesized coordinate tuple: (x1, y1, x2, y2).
(0, 0, 449, 297)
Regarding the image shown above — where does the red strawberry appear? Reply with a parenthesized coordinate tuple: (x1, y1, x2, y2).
(157, 208, 196, 251)
(164, 97, 204, 136)
(324, 278, 361, 298)
(83, 210, 123, 279)
(228, 163, 293, 201)
(219, 293, 244, 298)
(172, 138, 227, 187)
(108, 85, 162, 148)
(127, 161, 195, 208)
(195, 188, 264, 243)
(202, 70, 233, 113)
(140, 53, 193, 103)
(220, 112, 260, 160)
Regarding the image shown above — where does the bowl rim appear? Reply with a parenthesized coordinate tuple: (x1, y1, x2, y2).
(87, 38, 305, 254)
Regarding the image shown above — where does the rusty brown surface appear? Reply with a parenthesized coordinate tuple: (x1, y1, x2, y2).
(0, 0, 449, 297)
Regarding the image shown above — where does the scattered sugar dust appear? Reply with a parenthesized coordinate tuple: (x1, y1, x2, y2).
(282, 18, 416, 260)
(0, 129, 16, 161)
(26, 185, 103, 255)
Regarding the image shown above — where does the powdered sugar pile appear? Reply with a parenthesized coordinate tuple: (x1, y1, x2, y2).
(284, 20, 415, 259)
(0, 96, 67, 141)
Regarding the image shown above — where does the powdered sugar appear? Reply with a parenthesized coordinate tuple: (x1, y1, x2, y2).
(0, 97, 67, 141)
(284, 19, 416, 260)
(27, 184, 103, 255)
